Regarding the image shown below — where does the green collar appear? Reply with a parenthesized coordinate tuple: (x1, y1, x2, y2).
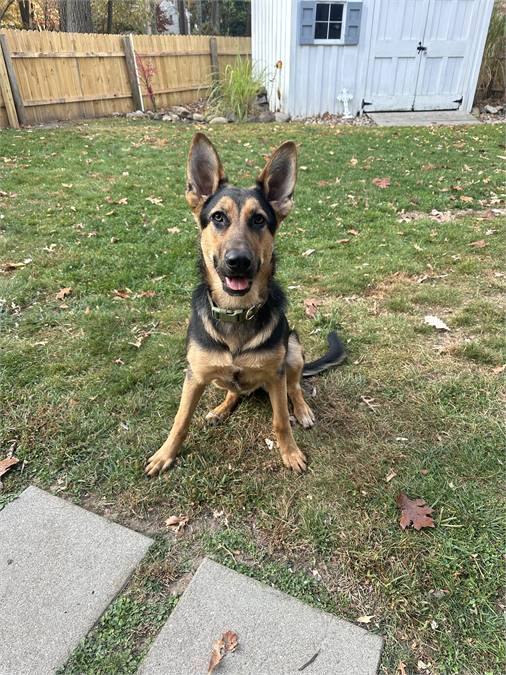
(207, 292, 263, 323)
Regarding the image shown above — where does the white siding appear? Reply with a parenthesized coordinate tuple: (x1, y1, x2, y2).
(251, 0, 294, 112)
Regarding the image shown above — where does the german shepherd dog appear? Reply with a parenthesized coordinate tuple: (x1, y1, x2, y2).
(145, 133, 344, 477)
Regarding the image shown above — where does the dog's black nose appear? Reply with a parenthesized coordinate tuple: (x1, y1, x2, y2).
(224, 249, 252, 274)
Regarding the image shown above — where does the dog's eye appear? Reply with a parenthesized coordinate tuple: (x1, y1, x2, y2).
(252, 214, 265, 227)
(211, 211, 226, 226)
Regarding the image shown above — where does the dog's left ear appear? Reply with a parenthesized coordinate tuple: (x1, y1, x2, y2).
(186, 133, 226, 211)
(258, 141, 297, 221)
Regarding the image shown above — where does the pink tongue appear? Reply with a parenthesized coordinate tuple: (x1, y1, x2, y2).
(225, 276, 249, 291)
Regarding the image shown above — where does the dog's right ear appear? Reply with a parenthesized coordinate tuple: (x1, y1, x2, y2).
(186, 133, 225, 211)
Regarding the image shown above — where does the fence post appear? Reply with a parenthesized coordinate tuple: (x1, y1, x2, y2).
(0, 34, 26, 127)
(123, 34, 144, 112)
(209, 36, 219, 83)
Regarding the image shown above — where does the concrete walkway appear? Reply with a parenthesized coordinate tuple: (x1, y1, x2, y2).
(0, 487, 152, 675)
(139, 558, 383, 674)
(369, 111, 480, 126)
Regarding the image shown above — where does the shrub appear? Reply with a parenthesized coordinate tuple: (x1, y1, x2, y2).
(208, 57, 265, 121)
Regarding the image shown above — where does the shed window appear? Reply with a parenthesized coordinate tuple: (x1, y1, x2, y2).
(314, 2, 344, 40)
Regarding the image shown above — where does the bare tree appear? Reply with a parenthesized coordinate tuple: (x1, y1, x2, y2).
(18, 0, 33, 28)
(59, 0, 93, 32)
(210, 0, 220, 34)
(106, 0, 113, 32)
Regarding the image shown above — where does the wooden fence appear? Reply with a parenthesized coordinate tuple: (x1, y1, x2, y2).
(0, 30, 251, 128)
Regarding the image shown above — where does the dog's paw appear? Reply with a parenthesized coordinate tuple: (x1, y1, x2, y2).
(145, 449, 175, 477)
(294, 402, 315, 429)
(281, 446, 307, 473)
(205, 410, 224, 426)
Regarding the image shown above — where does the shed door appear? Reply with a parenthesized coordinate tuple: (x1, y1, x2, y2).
(364, 0, 480, 111)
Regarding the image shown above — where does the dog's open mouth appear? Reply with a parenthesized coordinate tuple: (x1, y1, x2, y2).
(225, 276, 250, 292)
(223, 276, 252, 296)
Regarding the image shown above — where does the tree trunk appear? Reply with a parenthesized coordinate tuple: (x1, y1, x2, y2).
(106, 0, 113, 33)
(18, 0, 32, 29)
(177, 0, 188, 34)
(210, 0, 220, 34)
(194, 0, 202, 30)
(59, 0, 93, 32)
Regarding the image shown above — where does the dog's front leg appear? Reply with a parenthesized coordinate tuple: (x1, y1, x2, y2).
(267, 375, 307, 473)
(145, 374, 205, 477)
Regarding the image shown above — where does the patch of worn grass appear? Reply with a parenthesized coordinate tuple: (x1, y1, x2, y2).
(1, 120, 505, 674)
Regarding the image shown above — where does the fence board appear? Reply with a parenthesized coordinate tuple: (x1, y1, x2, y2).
(0, 30, 251, 127)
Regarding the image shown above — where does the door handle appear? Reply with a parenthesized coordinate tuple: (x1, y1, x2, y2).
(417, 41, 427, 53)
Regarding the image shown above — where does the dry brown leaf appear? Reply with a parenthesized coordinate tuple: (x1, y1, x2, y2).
(460, 195, 473, 203)
(356, 615, 375, 624)
(385, 469, 397, 483)
(372, 177, 390, 189)
(165, 514, 189, 533)
(56, 287, 72, 301)
(1, 258, 32, 272)
(208, 630, 238, 674)
(397, 492, 435, 531)
(336, 238, 350, 244)
(470, 239, 487, 249)
(397, 662, 408, 675)
(146, 196, 163, 205)
(0, 456, 19, 478)
(112, 289, 131, 299)
(167, 227, 181, 234)
(135, 290, 156, 298)
(349, 156, 359, 166)
(492, 364, 505, 375)
(301, 248, 316, 257)
(304, 298, 322, 319)
(347, 228, 360, 236)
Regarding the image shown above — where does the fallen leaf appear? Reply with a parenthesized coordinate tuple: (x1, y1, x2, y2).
(356, 615, 375, 624)
(0, 456, 19, 478)
(424, 315, 450, 331)
(469, 239, 487, 249)
(492, 364, 505, 375)
(397, 662, 408, 675)
(397, 491, 435, 531)
(349, 156, 358, 166)
(264, 438, 274, 450)
(135, 290, 157, 298)
(56, 287, 72, 301)
(167, 227, 181, 234)
(304, 298, 322, 319)
(113, 358, 124, 365)
(336, 238, 350, 244)
(165, 514, 189, 533)
(385, 469, 397, 483)
(208, 630, 238, 674)
(372, 177, 390, 189)
(146, 196, 163, 205)
(460, 195, 473, 203)
(301, 248, 315, 257)
(347, 228, 359, 236)
(112, 289, 131, 299)
(1, 258, 32, 272)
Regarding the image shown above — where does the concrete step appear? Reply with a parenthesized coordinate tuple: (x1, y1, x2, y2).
(369, 111, 480, 126)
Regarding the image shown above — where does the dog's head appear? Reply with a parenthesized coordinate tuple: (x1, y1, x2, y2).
(185, 133, 297, 305)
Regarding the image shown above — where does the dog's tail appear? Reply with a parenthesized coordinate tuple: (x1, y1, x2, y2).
(302, 330, 346, 377)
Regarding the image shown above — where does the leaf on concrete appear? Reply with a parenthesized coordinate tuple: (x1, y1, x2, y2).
(304, 298, 323, 319)
(56, 287, 72, 301)
(397, 492, 435, 531)
(372, 177, 390, 189)
(208, 630, 238, 674)
(424, 315, 450, 331)
(0, 456, 19, 478)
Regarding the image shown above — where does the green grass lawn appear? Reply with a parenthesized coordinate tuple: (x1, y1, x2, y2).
(1, 119, 505, 675)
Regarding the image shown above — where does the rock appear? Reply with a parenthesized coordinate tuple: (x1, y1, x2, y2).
(126, 110, 145, 119)
(246, 115, 260, 123)
(258, 111, 275, 123)
(171, 105, 191, 118)
(152, 112, 164, 120)
(209, 116, 228, 124)
(274, 111, 291, 123)
(145, 110, 156, 118)
(162, 114, 178, 122)
(226, 111, 237, 122)
(192, 113, 204, 122)
(484, 104, 501, 114)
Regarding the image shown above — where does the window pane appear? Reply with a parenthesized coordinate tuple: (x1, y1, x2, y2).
(314, 21, 328, 39)
(330, 3, 343, 21)
(315, 3, 330, 21)
(328, 21, 342, 39)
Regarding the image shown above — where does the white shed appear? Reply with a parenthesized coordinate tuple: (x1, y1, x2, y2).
(252, 0, 494, 117)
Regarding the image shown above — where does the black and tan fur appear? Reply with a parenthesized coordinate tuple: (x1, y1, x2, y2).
(145, 133, 344, 477)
